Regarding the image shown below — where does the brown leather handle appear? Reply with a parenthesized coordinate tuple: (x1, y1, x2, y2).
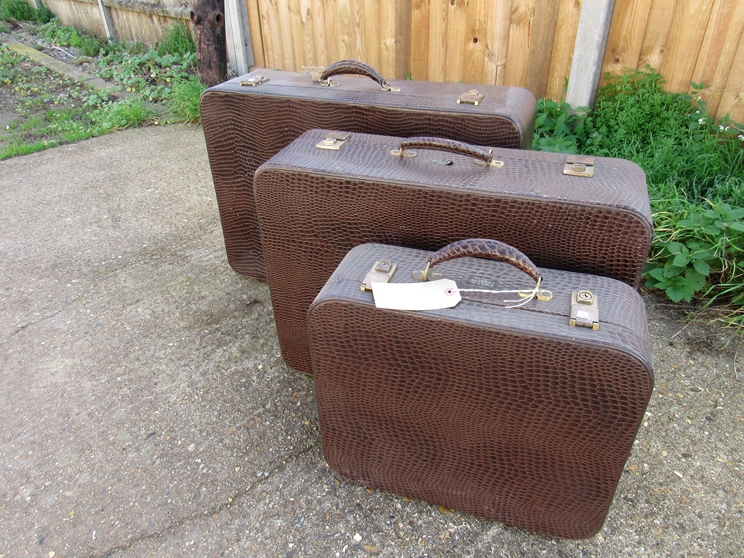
(398, 137, 496, 165)
(321, 59, 389, 88)
(428, 239, 541, 283)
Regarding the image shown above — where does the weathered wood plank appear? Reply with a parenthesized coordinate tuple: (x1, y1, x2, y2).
(410, 0, 430, 79)
(428, 0, 448, 81)
(505, 0, 535, 88)
(545, 0, 582, 100)
(255, 0, 281, 69)
(524, 0, 559, 100)
(691, 0, 744, 117)
(660, 0, 716, 92)
(246, 0, 265, 68)
(716, 21, 744, 123)
(638, 0, 677, 71)
(601, 0, 653, 77)
(483, 0, 512, 85)
(395, 0, 412, 79)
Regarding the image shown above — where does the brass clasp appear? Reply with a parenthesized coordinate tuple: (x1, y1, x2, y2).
(240, 75, 269, 87)
(316, 132, 351, 151)
(569, 290, 600, 330)
(563, 155, 595, 177)
(457, 89, 485, 105)
(361, 260, 397, 291)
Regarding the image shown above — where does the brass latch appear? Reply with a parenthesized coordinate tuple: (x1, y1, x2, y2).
(563, 155, 595, 177)
(457, 90, 485, 106)
(316, 132, 351, 151)
(569, 290, 599, 330)
(361, 260, 397, 291)
(240, 75, 269, 87)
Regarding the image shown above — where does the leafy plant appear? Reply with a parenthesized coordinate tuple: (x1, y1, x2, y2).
(0, 0, 53, 22)
(157, 22, 194, 56)
(38, 18, 104, 56)
(534, 68, 744, 327)
(167, 74, 205, 123)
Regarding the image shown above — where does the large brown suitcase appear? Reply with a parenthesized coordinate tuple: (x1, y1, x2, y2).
(254, 130, 652, 373)
(200, 60, 536, 280)
(308, 239, 654, 539)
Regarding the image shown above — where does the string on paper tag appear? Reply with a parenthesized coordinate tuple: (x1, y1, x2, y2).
(370, 280, 540, 311)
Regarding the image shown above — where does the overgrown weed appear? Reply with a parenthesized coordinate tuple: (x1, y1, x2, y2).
(534, 68, 744, 329)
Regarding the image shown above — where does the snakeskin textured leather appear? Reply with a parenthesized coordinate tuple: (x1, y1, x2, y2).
(254, 129, 652, 373)
(308, 243, 653, 539)
(200, 68, 536, 279)
(428, 238, 541, 282)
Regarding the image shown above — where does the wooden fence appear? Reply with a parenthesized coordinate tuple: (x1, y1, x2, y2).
(28, 0, 744, 122)
(248, 0, 744, 123)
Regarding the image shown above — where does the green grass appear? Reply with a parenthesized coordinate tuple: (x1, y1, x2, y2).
(167, 75, 206, 123)
(534, 69, 744, 330)
(157, 21, 195, 56)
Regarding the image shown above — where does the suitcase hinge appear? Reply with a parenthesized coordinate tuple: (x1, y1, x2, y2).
(457, 89, 484, 105)
(361, 260, 397, 291)
(569, 290, 600, 330)
(316, 132, 351, 151)
(302, 66, 325, 82)
(563, 155, 595, 177)
(239, 75, 269, 87)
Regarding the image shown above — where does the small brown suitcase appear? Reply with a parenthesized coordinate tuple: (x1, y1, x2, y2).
(254, 130, 652, 373)
(308, 240, 654, 539)
(200, 59, 536, 280)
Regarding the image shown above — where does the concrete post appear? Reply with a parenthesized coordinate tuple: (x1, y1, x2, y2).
(224, 0, 254, 75)
(565, 0, 615, 109)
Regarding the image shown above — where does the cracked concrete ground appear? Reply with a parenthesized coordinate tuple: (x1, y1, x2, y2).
(0, 125, 742, 557)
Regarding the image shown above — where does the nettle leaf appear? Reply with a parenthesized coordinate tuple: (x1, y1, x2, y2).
(725, 208, 744, 221)
(685, 268, 706, 290)
(666, 241, 685, 255)
(729, 221, 744, 232)
(646, 267, 667, 281)
(666, 284, 690, 303)
(692, 259, 710, 276)
(703, 222, 722, 235)
(662, 262, 685, 278)
(672, 253, 690, 267)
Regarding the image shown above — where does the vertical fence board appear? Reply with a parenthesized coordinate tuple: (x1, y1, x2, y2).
(716, 29, 744, 123)
(322, 0, 340, 63)
(443, 0, 467, 82)
(411, 0, 430, 79)
(379, 0, 397, 77)
(358, 0, 379, 70)
(545, 0, 582, 100)
(483, 0, 512, 85)
(246, 0, 265, 67)
(505, 0, 536, 88)
(428, 0, 448, 81)
(461, 0, 489, 84)
(255, 0, 281, 69)
(524, 0, 558, 99)
(395, 0, 412, 78)
(637, 0, 677, 70)
(601, 0, 652, 76)
(660, 0, 716, 92)
(691, 0, 744, 117)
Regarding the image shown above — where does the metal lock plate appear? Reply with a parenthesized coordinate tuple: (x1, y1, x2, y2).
(457, 89, 485, 105)
(361, 260, 398, 291)
(569, 290, 600, 330)
(316, 132, 351, 151)
(240, 75, 269, 87)
(563, 155, 595, 177)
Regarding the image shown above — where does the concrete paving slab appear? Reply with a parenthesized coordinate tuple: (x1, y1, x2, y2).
(0, 125, 742, 557)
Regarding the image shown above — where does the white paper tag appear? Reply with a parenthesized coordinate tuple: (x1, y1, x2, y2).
(371, 279, 461, 311)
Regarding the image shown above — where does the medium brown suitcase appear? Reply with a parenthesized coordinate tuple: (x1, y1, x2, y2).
(308, 239, 654, 539)
(254, 130, 652, 373)
(200, 59, 536, 280)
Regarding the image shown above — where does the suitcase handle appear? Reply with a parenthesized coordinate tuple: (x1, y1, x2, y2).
(420, 239, 542, 285)
(320, 60, 398, 92)
(394, 137, 504, 167)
